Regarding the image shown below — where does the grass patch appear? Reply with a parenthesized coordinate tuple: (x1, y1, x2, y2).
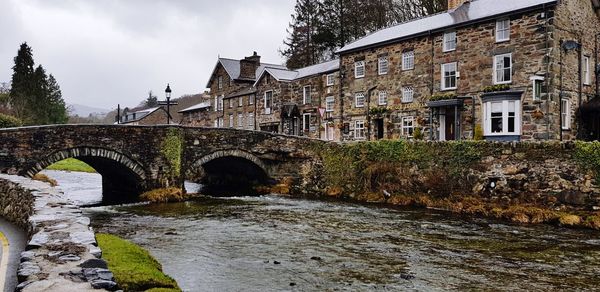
(46, 158, 96, 173)
(96, 233, 180, 292)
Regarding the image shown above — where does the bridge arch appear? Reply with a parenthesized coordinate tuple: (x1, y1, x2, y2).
(25, 147, 147, 204)
(187, 150, 272, 196)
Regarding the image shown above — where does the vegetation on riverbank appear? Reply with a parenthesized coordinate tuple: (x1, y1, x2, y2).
(96, 233, 180, 292)
(32, 173, 58, 186)
(46, 158, 96, 173)
(140, 188, 193, 203)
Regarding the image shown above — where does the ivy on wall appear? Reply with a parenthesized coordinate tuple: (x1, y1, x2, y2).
(161, 128, 183, 179)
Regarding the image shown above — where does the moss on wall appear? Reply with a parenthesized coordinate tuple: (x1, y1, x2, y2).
(574, 141, 600, 185)
(161, 128, 183, 179)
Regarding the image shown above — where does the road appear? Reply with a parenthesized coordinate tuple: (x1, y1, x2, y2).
(0, 218, 26, 292)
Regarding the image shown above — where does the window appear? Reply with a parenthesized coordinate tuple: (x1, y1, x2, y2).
(355, 60, 365, 78)
(229, 99, 233, 108)
(402, 51, 414, 70)
(247, 113, 254, 129)
(402, 87, 414, 103)
(218, 76, 223, 89)
(443, 31, 457, 52)
(378, 91, 387, 105)
(214, 119, 218, 128)
(494, 53, 512, 84)
(217, 117, 223, 128)
(326, 124, 334, 141)
(264, 91, 273, 114)
(496, 19, 510, 42)
(214, 96, 218, 112)
(562, 99, 571, 130)
(531, 76, 544, 101)
(584, 56, 591, 85)
(378, 56, 388, 75)
(355, 92, 365, 108)
(228, 114, 233, 128)
(302, 113, 311, 132)
(441, 62, 457, 90)
(238, 114, 244, 128)
(217, 95, 223, 111)
(303, 86, 312, 104)
(354, 120, 365, 139)
(326, 96, 335, 112)
(483, 100, 521, 136)
(249, 94, 255, 105)
(326, 74, 335, 86)
(238, 97, 243, 107)
(402, 116, 414, 137)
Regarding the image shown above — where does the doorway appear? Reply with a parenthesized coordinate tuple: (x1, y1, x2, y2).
(374, 118, 384, 140)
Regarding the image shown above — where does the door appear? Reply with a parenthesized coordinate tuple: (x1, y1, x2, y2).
(445, 108, 456, 141)
(375, 119, 384, 140)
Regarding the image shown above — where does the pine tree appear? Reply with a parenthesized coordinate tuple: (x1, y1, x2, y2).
(46, 74, 68, 124)
(280, 0, 321, 69)
(10, 43, 35, 121)
(145, 91, 158, 107)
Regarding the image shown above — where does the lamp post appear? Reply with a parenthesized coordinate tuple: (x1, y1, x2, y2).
(159, 84, 177, 125)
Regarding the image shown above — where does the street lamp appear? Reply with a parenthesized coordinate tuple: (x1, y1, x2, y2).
(164, 84, 172, 124)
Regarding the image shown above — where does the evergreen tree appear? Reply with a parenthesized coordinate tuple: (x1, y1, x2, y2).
(46, 74, 68, 124)
(145, 91, 158, 107)
(10, 43, 35, 121)
(280, 0, 321, 69)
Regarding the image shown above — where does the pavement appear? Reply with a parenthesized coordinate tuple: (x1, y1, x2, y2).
(0, 217, 26, 292)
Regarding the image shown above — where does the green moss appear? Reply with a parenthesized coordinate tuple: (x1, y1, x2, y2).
(46, 158, 96, 173)
(96, 233, 181, 292)
(161, 129, 183, 179)
(574, 141, 600, 185)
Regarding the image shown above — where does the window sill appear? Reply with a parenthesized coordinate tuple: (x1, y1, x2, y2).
(355, 76, 365, 79)
(493, 81, 512, 85)
(378, 73, 388, 76)
(495, 39, 510, 43)
(443, 49, 456, 53)
(402, 68, 414, 71)
(440, 88, 457, 91)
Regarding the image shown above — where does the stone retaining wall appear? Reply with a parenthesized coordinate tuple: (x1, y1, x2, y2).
(0, 174, 116, 291)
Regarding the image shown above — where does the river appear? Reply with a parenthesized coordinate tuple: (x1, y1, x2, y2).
(42, 170, 600, 291)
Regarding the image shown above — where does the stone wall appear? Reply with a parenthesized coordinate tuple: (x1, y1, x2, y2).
(0, 175, 116, 291)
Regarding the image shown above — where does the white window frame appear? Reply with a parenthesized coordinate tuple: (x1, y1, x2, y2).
(378, 91, 387, 105)
(584, 56, 591, 85)
(238, 96, 243, 107)
(228, 114, 234, 128)
(495, 19, 510, 42)
(530, 76, 544, 101)
(264, 91, 273, 114)
(214, 119, 218, 128)
(355, 61, 365, 78)
(218, 76, 223, 89)
(441, 62, 458, 90)
(402, 87, 414, 103)
(325, 96, 335, 112)
(354, 120, 365, 139)
(217, 117, 223, 128)
(483, 100, 521, 136)
(402, 116, 415, 137)
(302, 113, 311, 132)
(402, 51, 414, 71)
(378, 56, 388, 75)
(237, 114, 244, 128)
(218, 95, 224, 111)
(326, 124, 334, 141)
(303, 85, 312, 104)
(494, 53, 513, 85)
(355, 92, 365, 108)
(326, 74, 335, 86)
(443, 31, 457, 52)
(562, 99, 571, 130)
(249, 94, 255, 105)
(214, 96, 218, 112)
(247, 113, 254, 129)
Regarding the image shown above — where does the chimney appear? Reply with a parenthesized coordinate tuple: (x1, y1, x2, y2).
(240, 51, 261, 79)
(448, 0, 469, 10)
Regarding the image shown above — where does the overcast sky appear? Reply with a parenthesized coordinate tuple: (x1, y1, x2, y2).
(0, 0, 295, 109)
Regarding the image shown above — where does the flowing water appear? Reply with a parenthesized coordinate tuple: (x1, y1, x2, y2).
(43, 170, 600, 291)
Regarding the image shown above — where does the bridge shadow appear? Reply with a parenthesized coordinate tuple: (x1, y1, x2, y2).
(188, 150, 274, 197)
(27, 148, 145, 205)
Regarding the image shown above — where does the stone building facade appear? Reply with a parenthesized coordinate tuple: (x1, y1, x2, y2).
(336, 0, 600, 142)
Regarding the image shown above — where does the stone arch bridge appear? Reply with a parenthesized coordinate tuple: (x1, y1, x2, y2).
(0, 125, 326, 204)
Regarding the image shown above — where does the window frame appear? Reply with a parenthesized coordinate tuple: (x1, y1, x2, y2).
(530, 76, 544, 101)
(494, 53, 513, 85)
(402, 51, 414, 71)
(237, 113, 244, 128)
(302, 113, 311, 132)
(378, 91, 387, 106)
(354, 120, 365, 139)
(325, 96, 335, 112)
(303, 85, 312, 104)
(218, 76, 223, 89)
(483, 99, 521, 136)
(247, 113, 254, 129)
(402, 116, 415, 138)
(326, 74, 335, 86)
(228, 114, 234, 128)
(561, 98, 571, 130)
(402, 86, 414, 103)
(249, 94, 255, 105)
(355, 60, 365, 79)
(495, 19, 511, 42)
(264, 90, 273, 114)
(355, 92, 365, 108)
(584, 56, 591, 85)
(238, 96, 243, 107)
(441, 62, 458, 90)
(378, 56, 389, 75)
(443, 31, 457, 52)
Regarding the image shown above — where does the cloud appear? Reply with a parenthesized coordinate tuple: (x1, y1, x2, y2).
(0, 0, 295, 109)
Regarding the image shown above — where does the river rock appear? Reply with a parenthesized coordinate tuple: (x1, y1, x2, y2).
(26, 232, 49, 250)
(79, 258, 108, 269)
(70, 231, 96, 245)
(90, 279, 118, 290)
(18, 262, 41, 281)
(20, 251, 36, 262)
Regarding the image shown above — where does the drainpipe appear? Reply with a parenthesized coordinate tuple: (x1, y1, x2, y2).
(116, 104, 121, 124)
(365, 85, 377, 141)
(472, 96, 476, 139)
(596, 32, 600, 97)
(339, 59, 345, 139)
(578, 37, 583, 107)
(429, 30, 435, 140)
(559, 42, 564, 141)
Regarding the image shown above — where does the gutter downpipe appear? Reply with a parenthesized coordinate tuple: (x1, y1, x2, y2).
(596, 32, 600, 97)
(366, 85, 377, 141)
(339, 58, 345, 140)
(429, 30, 435, 140)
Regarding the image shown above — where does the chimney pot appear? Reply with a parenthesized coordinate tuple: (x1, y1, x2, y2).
(448, 0, 469, 10)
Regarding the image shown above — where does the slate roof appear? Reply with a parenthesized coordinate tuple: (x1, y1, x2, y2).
(253, 59, 340, 86)
(225, 87, 258, 99)
(178, 102, 211, 113)
(206, 58, 287, 88)
(119, 107, 162, 124)
(337, 0, 557, 54)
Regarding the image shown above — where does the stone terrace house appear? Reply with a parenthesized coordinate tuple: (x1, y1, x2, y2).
(253, 60, 340, 140)
(118, 107, 173, 125)
(336, 0, 600, 142)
